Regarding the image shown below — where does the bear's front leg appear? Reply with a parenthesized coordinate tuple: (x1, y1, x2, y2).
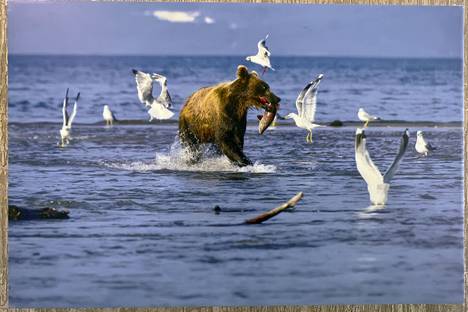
(219, 141, 253, 167)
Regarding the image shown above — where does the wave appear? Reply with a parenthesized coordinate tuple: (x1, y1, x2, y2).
(103, 141, 276, 173)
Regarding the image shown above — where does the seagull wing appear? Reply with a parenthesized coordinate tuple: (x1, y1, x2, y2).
(302, 88, 317, 122)
(111, 111, 118, 121)
(295, 74, 323, 120)
(383, 129, 409, 183)
(62, 88, 69, 127)
(295, 83, 311, 116)
(355, 129, 384, 186)
(151, 73, 166, 81)
(161, 89, 173, 108)
(153, 75, 173, 109)
(132, 69, 154, 105)
(257, 35, 271, 57)
(68, 92, 79, 127)
(156, 92, 171, 108)
(301, 75, 323, 122)
(426, 141, 436, 151)
(361, 110, 371, 120)
(427, 144, 435, 151)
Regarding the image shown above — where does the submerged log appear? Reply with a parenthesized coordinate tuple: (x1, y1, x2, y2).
(329, 120, 343, 127)
(8, 205, 70, 221)
(245, 192, 304, 224)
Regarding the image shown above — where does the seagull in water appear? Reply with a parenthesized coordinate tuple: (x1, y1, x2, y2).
(355, 128, 409, 206)
(415, 130, 436, 156)
(132, 69, 174, 121)
(284, 74, 324, 143)
(59, 88, 79, 147)
(246, 34, 274, 75)
(102, 105, 117, 126)
(358, 108, 381, 128)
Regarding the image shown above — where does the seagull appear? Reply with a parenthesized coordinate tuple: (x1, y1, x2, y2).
(284, 74, 324, 143)
(358, 108, 381, 128)
(102, 105, 117, 126)
(355, 128, 409, 206)
(59, 88, 79, 147)
(132, 69, 174, 121)
(415, 130, 436, 156)
(246, 34, 274, 75)
(152, 73, 173, 109)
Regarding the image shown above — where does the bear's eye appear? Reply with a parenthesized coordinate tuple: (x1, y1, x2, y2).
(257, 84, 268, 93)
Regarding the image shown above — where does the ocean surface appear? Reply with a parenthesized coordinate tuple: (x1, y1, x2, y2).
(8, 55, 463, 123)
(8, 55, 464, 307)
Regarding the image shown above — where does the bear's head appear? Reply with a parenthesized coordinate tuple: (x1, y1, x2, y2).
(234, 65, 281, 134)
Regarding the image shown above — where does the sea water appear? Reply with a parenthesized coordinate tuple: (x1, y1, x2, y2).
(8, 55, 463, 307)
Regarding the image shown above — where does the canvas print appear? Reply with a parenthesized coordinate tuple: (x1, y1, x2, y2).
(7, 1, 463, 307)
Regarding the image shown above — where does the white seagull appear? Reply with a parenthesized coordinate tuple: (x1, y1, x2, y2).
(358, 108, 381, 128)
(153, 73, 173, 109)
(355, 128, 409, 206)
(284, 74, 324, 143)
(103, 105, 117, 126)
(132, 69, 174, 121)
(59, 88, 79, 147)
(246, 34, 274, 75)
(415, 130, 436, 156)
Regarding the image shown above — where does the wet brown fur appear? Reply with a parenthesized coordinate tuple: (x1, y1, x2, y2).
(179, 65, 280, 166)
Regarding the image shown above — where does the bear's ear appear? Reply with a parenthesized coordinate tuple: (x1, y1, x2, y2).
(237, 65, 249, 80)
(251, 70, 259, 77)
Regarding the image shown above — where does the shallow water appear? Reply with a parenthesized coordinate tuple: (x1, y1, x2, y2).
(8, 122, 463, 307)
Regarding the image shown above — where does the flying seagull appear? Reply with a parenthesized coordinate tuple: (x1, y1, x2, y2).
(355, 128, 409, 206)
(59, 88, 79, 147)
(246, 34, 274, 75)
(284, 74, 325, 143)
(132, 69, 174, 121)
(415, 131, 436, 156)
(152, 73, 173, 109)
(103, 105, 117, 126)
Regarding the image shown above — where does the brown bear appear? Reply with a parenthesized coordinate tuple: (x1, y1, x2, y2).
(179, 65, 281, 167)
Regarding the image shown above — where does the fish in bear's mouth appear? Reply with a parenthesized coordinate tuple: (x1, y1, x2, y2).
(257, 96, 278, 134)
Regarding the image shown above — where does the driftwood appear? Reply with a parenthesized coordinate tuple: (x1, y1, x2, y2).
(8, 205, 70, 221)
(245, 192, 304, 224)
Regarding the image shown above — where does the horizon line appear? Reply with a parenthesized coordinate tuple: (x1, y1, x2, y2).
(7, 53, 462, 61)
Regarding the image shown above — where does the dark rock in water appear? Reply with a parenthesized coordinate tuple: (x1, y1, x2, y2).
(9, 205, 70, 221)
(329, 120, 343, 127)
(213, 205, 221, 214)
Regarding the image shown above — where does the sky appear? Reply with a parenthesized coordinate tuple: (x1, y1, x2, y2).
(8, 1, 464, 58)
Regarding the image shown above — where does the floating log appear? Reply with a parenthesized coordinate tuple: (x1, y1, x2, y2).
(8, 205, 70, 221)
(328, 119, 343, 127)
(245, 192, 304, 224)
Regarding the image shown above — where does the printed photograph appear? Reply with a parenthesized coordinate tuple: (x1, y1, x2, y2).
(7, 1, 464, 307)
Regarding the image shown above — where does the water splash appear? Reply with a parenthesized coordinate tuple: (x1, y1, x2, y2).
(104, 141, 276, 173)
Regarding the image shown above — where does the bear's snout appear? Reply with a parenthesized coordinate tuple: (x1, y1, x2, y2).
(267, 93, 280, 105)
